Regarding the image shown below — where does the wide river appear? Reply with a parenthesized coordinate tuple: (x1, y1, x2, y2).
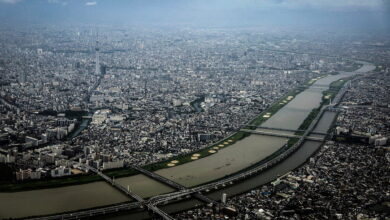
(0, 62, 375, 219)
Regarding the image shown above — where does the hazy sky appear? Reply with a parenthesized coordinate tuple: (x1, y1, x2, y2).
(0, 0, 389, 32)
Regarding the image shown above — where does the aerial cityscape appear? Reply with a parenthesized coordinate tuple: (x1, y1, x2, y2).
(0, 0, 389, 220)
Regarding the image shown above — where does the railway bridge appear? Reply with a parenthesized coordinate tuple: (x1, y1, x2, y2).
(240, 129, 324, 142)
(86, 165, 175, 220)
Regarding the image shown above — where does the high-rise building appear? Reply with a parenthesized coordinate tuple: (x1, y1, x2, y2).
(222, 193, 227, 204)
(95, 40, 100, 75)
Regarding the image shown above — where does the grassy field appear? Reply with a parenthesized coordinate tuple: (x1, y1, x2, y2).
(297, 107, 322, 133)
(247, 88, 303, 127)
(247, 74, 327, 128)
(323, 75, 354, 104)
(143, 131, 250, 172)
(296, 75, 353, 135)
(0, 169, 143, 192)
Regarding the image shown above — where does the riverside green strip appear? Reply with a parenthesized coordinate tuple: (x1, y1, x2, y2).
(247, 74, 326, 128)
(0, 175, 102, 192)
(296, 75, 354, 135)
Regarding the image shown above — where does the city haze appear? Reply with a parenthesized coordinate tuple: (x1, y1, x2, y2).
(0, 0, 389, 32)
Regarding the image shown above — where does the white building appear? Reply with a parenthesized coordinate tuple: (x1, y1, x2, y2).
(51, 166, 71, 177)
(102, 160, 124, 170)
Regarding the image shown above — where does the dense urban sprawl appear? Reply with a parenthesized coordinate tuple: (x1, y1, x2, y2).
(176, 70, 390, 220)
(0, 26, 389, 185)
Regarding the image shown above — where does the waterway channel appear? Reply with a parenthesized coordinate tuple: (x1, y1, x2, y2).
(0, 62, 375, 219)
(68, 117, 91, 139)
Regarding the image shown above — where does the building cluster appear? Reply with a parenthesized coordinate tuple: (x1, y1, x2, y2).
(0, 109, 77, 148)
(2, 143, 83, 180)
(178, 141, 389, 220)
(177, 69, 390, 220)
(335, 71, 390, 145)
(343, 72, 390, 107)
(0, 26, 388, 182)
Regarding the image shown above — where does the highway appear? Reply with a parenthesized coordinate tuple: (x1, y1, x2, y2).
(86, 165, 175, 220)
(129, 165, 216, 205)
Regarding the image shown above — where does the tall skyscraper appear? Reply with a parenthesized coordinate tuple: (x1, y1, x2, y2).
(95, 40, 100, 75)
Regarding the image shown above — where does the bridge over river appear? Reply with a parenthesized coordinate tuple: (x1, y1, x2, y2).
(240, 128, 325, 142)
(86, 165, 175, 220)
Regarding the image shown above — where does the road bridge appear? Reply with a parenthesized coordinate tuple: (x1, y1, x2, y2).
(130, 165, 216, 205)
(240, 129, 324, 142)
(245, 125, 304, 133)
(245, 125, 327, 136)
(86, 165, 174, 220)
